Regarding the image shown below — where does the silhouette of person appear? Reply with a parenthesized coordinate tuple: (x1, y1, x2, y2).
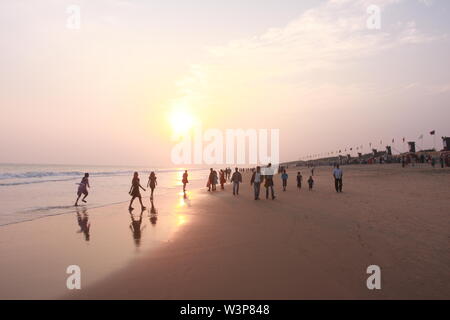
(219, 169, 226, 190)
(207, 168, 214, 191)
(147, 172, 157, 200)
(75, 173, 90, 206)
(264, 163, 275, 200)
(182, 170, 189, 192)
(129, 172, 146, 211)
(297, 172, 303, 190)
(308, 176, 314, 191)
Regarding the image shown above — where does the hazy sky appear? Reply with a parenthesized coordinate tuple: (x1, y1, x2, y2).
(0, 0, 449, 166)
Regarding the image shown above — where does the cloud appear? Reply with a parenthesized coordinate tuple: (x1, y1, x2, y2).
(168, 0, 445, 116)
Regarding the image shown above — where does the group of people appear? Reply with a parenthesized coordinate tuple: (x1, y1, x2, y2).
(74, 164, 345, 210)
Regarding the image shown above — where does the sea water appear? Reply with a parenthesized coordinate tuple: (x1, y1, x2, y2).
(0, 163, 209, 226)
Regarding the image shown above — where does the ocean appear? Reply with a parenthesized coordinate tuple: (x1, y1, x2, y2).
(0, 163, 210, 226)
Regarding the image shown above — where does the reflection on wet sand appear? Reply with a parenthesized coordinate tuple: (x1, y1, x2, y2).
(149, 200, 158, 226)
(179, 191, 191, 208)
(76, 206, 90, 241)
(129, 208, 146, 247)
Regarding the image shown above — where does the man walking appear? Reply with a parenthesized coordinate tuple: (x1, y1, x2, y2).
(250, 166, 262, 200)
(263, 163, 276, 200)
(231, 167, 242, 195)
(333, 164, 343, 193)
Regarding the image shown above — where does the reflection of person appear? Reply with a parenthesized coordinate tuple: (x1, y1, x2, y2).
(332, 165, 343, 193)
(76, 207, 90, 241)
(182, 170, 189, 192)
(250, 166, 262, 200)
(147, 172, 157, 200)
(149, 200, 157, 226)
(231, 167, 242, 195)
(75, 173, 90, 206)
(129, 172, 146, 211)
(130, 210, 145, 247)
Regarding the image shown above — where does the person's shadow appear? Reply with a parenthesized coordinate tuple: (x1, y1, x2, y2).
(76, 206, 90, 242)
(129, 208, 146, 247)
(149, 200, 158, 226)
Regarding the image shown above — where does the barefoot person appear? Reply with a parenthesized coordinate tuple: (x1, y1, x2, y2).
(182, 170, 189, 192)
(333, 164, 343, 193)
(147, 172, 157, 200)
(129, 172, 146, 211)
(75, 173, 90, 206)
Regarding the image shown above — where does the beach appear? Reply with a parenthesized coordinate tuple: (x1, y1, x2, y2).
(0, 164, 449, 299)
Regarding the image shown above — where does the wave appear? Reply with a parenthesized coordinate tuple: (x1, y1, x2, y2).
(0, 167, 207, 186)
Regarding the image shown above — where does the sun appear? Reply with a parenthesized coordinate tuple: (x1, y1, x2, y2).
(169, 108, 196, 138)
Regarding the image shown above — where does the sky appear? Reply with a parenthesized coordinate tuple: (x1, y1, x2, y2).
(0, 0, 449, 166)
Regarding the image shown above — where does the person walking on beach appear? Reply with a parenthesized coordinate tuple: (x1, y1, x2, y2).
(75, 173, 90, 206)
(129, 172, 146, 211)
(296, 172, 303, 190)
(264, 163, 276, 200)
(281, 169, 288, 191)
(250, 166, 262, 200)
(147, 172, 157, 200)
(440, 154, 445, 168)
(333, 164, 343, 193)
(182, 170, 189, 192)
(207, 168, 214, 191)
(308, 176, 314, 191)
(219, 170, 226, 190)
(231, 167, 242, 196)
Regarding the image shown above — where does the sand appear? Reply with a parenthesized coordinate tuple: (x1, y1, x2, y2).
(0, 164, 449, 299)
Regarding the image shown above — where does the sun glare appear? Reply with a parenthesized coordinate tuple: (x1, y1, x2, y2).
(170, 109, 195, 138)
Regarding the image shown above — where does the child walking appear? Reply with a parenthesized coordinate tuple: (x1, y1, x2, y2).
(147, 172, 157, 200)
(281, 169, 288, 191)
(308, 176, 314, 191)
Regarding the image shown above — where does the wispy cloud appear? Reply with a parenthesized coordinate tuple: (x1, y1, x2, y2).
(171, 0, 445, 115)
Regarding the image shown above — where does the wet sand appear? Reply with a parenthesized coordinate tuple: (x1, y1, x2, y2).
(1, 165, 449, 299)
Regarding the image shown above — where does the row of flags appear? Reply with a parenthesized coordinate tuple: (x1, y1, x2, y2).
(301, 130, 436, 160)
